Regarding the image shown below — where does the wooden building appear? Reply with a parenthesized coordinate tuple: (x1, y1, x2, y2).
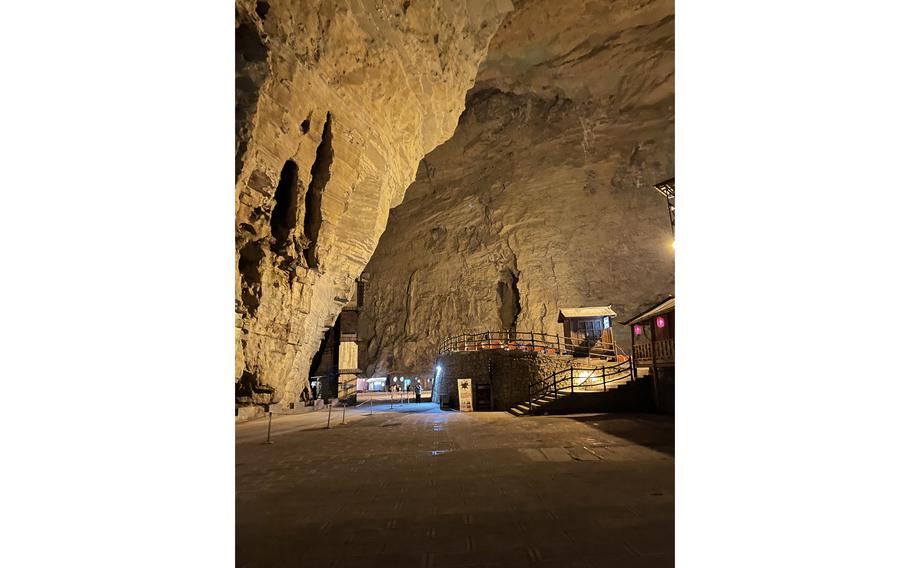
(621, 296, 674, 413)
(557, 306, 617, 355)
(309, 275, 368, 403)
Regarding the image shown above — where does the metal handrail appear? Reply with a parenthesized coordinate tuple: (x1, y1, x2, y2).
(440, 330, 624, 360)
(525, 359, 633, 409)
(528, 360, 629, 391)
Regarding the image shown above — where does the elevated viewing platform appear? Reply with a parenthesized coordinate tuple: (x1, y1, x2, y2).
(439, 330, 628, 361)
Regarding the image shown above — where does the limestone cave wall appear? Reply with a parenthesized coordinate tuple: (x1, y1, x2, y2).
(360, 0, 676, 376)
(235, 0, 515, 408)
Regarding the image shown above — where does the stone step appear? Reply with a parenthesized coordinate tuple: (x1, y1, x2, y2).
(508, 407, 526, 416)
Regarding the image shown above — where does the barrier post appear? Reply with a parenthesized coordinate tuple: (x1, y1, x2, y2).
(326, 403, 332, 429)
(341, 401, 346, 424)
(264, 411, 274, 444)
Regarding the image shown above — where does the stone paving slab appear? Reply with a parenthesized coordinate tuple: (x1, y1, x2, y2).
(237, 405, 673, 567)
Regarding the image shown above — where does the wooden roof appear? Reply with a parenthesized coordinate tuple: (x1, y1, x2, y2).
(620, 296, 675, 326)
(557, 306, 617, 322)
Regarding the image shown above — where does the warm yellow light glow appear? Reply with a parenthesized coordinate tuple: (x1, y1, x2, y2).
(575, 370, 593, 384)
(671, 240, 675, 250)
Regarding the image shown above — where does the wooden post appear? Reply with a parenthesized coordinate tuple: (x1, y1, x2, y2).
(650, 319, 657, 378)
(650, 318, 659, 409)
(570, 365, 574, 394)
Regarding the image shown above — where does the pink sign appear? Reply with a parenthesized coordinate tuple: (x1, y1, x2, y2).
(656, 316, 666, 329)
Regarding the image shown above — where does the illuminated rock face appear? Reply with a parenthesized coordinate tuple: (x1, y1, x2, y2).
(235, 0, 513, 408)
(360, 0, 675, 376)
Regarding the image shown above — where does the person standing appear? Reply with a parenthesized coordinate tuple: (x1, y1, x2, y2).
(415, 381, 422, 404)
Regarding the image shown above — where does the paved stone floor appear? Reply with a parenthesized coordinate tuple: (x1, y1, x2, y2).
(236, 401, 673, 567)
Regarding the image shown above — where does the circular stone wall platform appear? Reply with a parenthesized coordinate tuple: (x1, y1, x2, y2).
(432, 349, 603, 411)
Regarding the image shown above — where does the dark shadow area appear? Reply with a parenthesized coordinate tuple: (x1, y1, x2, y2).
(235, 10, 268, 180)
(269, 160, 298, 247)
(237, 241, 264, 315)
(303, 111, 333, 269)
(497, 267, 521, 333)
(570, 412, 675, 456)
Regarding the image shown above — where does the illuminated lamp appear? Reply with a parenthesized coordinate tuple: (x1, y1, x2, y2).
(633, 325, 642, 335)
(656, 316, 666, 329)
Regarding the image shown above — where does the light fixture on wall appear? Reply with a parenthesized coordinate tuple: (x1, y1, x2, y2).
(656, 316, 666, 329)
(633, 325, 642, 335)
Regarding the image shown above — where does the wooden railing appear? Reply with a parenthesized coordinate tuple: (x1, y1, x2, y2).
(632, 338, 674, 364)
(440, 330, 626, 360)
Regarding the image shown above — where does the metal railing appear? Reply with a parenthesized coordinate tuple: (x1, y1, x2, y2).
(440, 330, 626, 360)
(526, 360, 634, 409)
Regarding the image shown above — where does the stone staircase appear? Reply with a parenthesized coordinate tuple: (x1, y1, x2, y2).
(509, 361, 639, 416)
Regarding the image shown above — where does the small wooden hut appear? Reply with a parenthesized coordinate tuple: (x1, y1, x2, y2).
(558, 306, 617, 355)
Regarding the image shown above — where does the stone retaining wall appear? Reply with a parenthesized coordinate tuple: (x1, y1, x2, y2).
(433, 349, 603, 411)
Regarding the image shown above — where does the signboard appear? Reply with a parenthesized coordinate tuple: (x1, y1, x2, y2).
(457, 378, 473, 412)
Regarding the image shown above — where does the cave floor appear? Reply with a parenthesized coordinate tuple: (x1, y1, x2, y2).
(236, 403, 674, 568)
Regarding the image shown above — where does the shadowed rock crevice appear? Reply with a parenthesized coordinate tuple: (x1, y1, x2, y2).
(235, 369, 275, 407)
(269, 160, 299, 248)
(498, 268, 521, 333)
(238, 241, 265, 315)
(303, 112, 333, 269)
(235, 10, 268, 180)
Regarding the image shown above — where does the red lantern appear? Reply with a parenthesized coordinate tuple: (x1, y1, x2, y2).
(656, 316, 666, 329)
(633, 325, 642, 335)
